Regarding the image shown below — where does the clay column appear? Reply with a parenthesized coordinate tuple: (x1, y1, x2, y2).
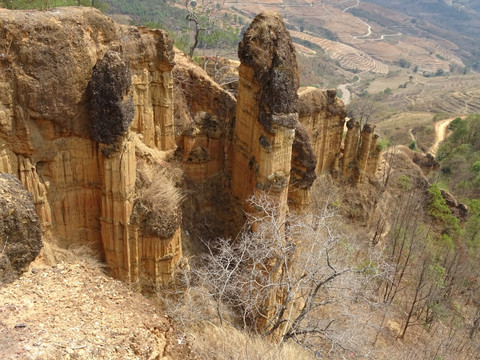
(232, 11, 299, 219)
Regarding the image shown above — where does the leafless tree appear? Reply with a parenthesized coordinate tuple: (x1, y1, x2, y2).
(184, 0, 225, 57)
(346, 95, 381, 127)
(382, 186, 427, 304)
(168, 194, 380, 357)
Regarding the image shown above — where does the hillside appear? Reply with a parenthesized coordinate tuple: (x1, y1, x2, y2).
(6, 1, 479, 113)
(227, 0, 472, 72)
(0, 248, 194, 360)
(1, 5, 480, 360)
(363, 0, 480, 68)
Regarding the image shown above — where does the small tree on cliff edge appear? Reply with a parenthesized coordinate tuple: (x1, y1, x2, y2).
(185, 0, 221, 57)
(347, 94, 381, 127)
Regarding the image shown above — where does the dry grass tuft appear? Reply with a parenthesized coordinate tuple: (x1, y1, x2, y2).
(134, 160, 184, 238)
(136, 162, 183, 213)
(38, 240, 105, 271)
(187, 322, 314, 360)
(67, 243, 104, 270)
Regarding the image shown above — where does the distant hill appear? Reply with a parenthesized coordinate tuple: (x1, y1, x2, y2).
(363, 0, 480, 69)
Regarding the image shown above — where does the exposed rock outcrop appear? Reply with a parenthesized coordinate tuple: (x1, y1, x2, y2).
(355, 123, 379, 182)
(230, 11, 299, 333)
(233, 11, 298, 218)
(297, 87, 380, 183)
(298, 87, 346, 175)
(412, 152, 440, 176)
(88, 50, 134, 145)
(0, 7, 382, 289)
(440, 189, 469, 218)
(288, 122, 317, 211)
(0, 8, 179, 286)
(174, 50, 236, 182)
(0, 173, 42, 285)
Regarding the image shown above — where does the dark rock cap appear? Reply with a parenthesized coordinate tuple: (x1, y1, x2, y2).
(88, 50, 134, 145)
(238, 11, 299, 134)
(0, 173, 42, 285)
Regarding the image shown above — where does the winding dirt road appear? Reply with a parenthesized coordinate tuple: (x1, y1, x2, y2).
(428, 118, 455, 156)
(343, 0, 402, 40)
(407, 117, 459, 156)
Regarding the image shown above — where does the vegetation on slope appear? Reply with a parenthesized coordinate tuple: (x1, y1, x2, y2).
(2, 2, 479, 358)
(435, 113, 480, 259)
(437, 114, 480, 200)
(0, 0, 106, 10)
(363, 0, 480, 70)
(159, 166, 480, 358)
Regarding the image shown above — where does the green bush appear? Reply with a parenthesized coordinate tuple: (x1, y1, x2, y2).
(428, 184, 451, 222)
(397, 174, 411, 190)
(471, 161, 480, 173)
(377, 138, 392, 151)
(427, 184, 461, 237)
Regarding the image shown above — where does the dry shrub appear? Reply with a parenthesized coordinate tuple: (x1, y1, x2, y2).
(67, 243, 104, 270)
(136, 162, 183, 211)
(187, 322, 314, 360)
(39, 240, 104, 271)
(310, 174, 340, 215)
(134, 161, 184, 238)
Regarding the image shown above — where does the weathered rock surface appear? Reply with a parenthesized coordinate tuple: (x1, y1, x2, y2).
(0, 7, 179, 286)
(89, 50, 134, 145)
(412, 152, 440, 176)
(298, 87, 346, 175)
(288, 122, 317, 211)
(298, 87, 380, 184)
(0, 173, 42, 285)
(0, 7, 382, 288)
(238, 11, 299, 135)
(174, 50, 236, 182)
(233, 11, 298, 217)
(175, 11, 382, 229)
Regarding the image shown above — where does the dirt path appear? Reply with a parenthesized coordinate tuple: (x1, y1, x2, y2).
(408, 128, 416, 143)
(343, 0, 360, 13)
(428, 118, 455, 156)
(343, 0, 402, 41)
(408, 117, 459, 156)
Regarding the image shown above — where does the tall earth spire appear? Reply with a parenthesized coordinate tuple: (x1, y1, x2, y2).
(232, 11, 299, 220)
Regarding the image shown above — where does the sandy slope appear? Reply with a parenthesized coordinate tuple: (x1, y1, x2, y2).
(0, 252, 195, 360)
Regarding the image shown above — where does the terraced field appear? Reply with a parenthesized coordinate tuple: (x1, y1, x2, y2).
(374, 74, 480, 114)
(417, 88, 480, 114)
(226, 0, 480, 152)
(225, 0, 480, 143)
(290, 30, 389, 74)
(229, 0, 461, 75)
(355, 37, 458, 73)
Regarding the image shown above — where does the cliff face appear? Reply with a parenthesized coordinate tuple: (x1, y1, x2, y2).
(0, 8, 179, 286)
(0, 8, 381, 287)
(298, 87, 346, 175)
(174, 50, 236, 182)
(297, 87, 380, 184)
(233, 11, 298, 219)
